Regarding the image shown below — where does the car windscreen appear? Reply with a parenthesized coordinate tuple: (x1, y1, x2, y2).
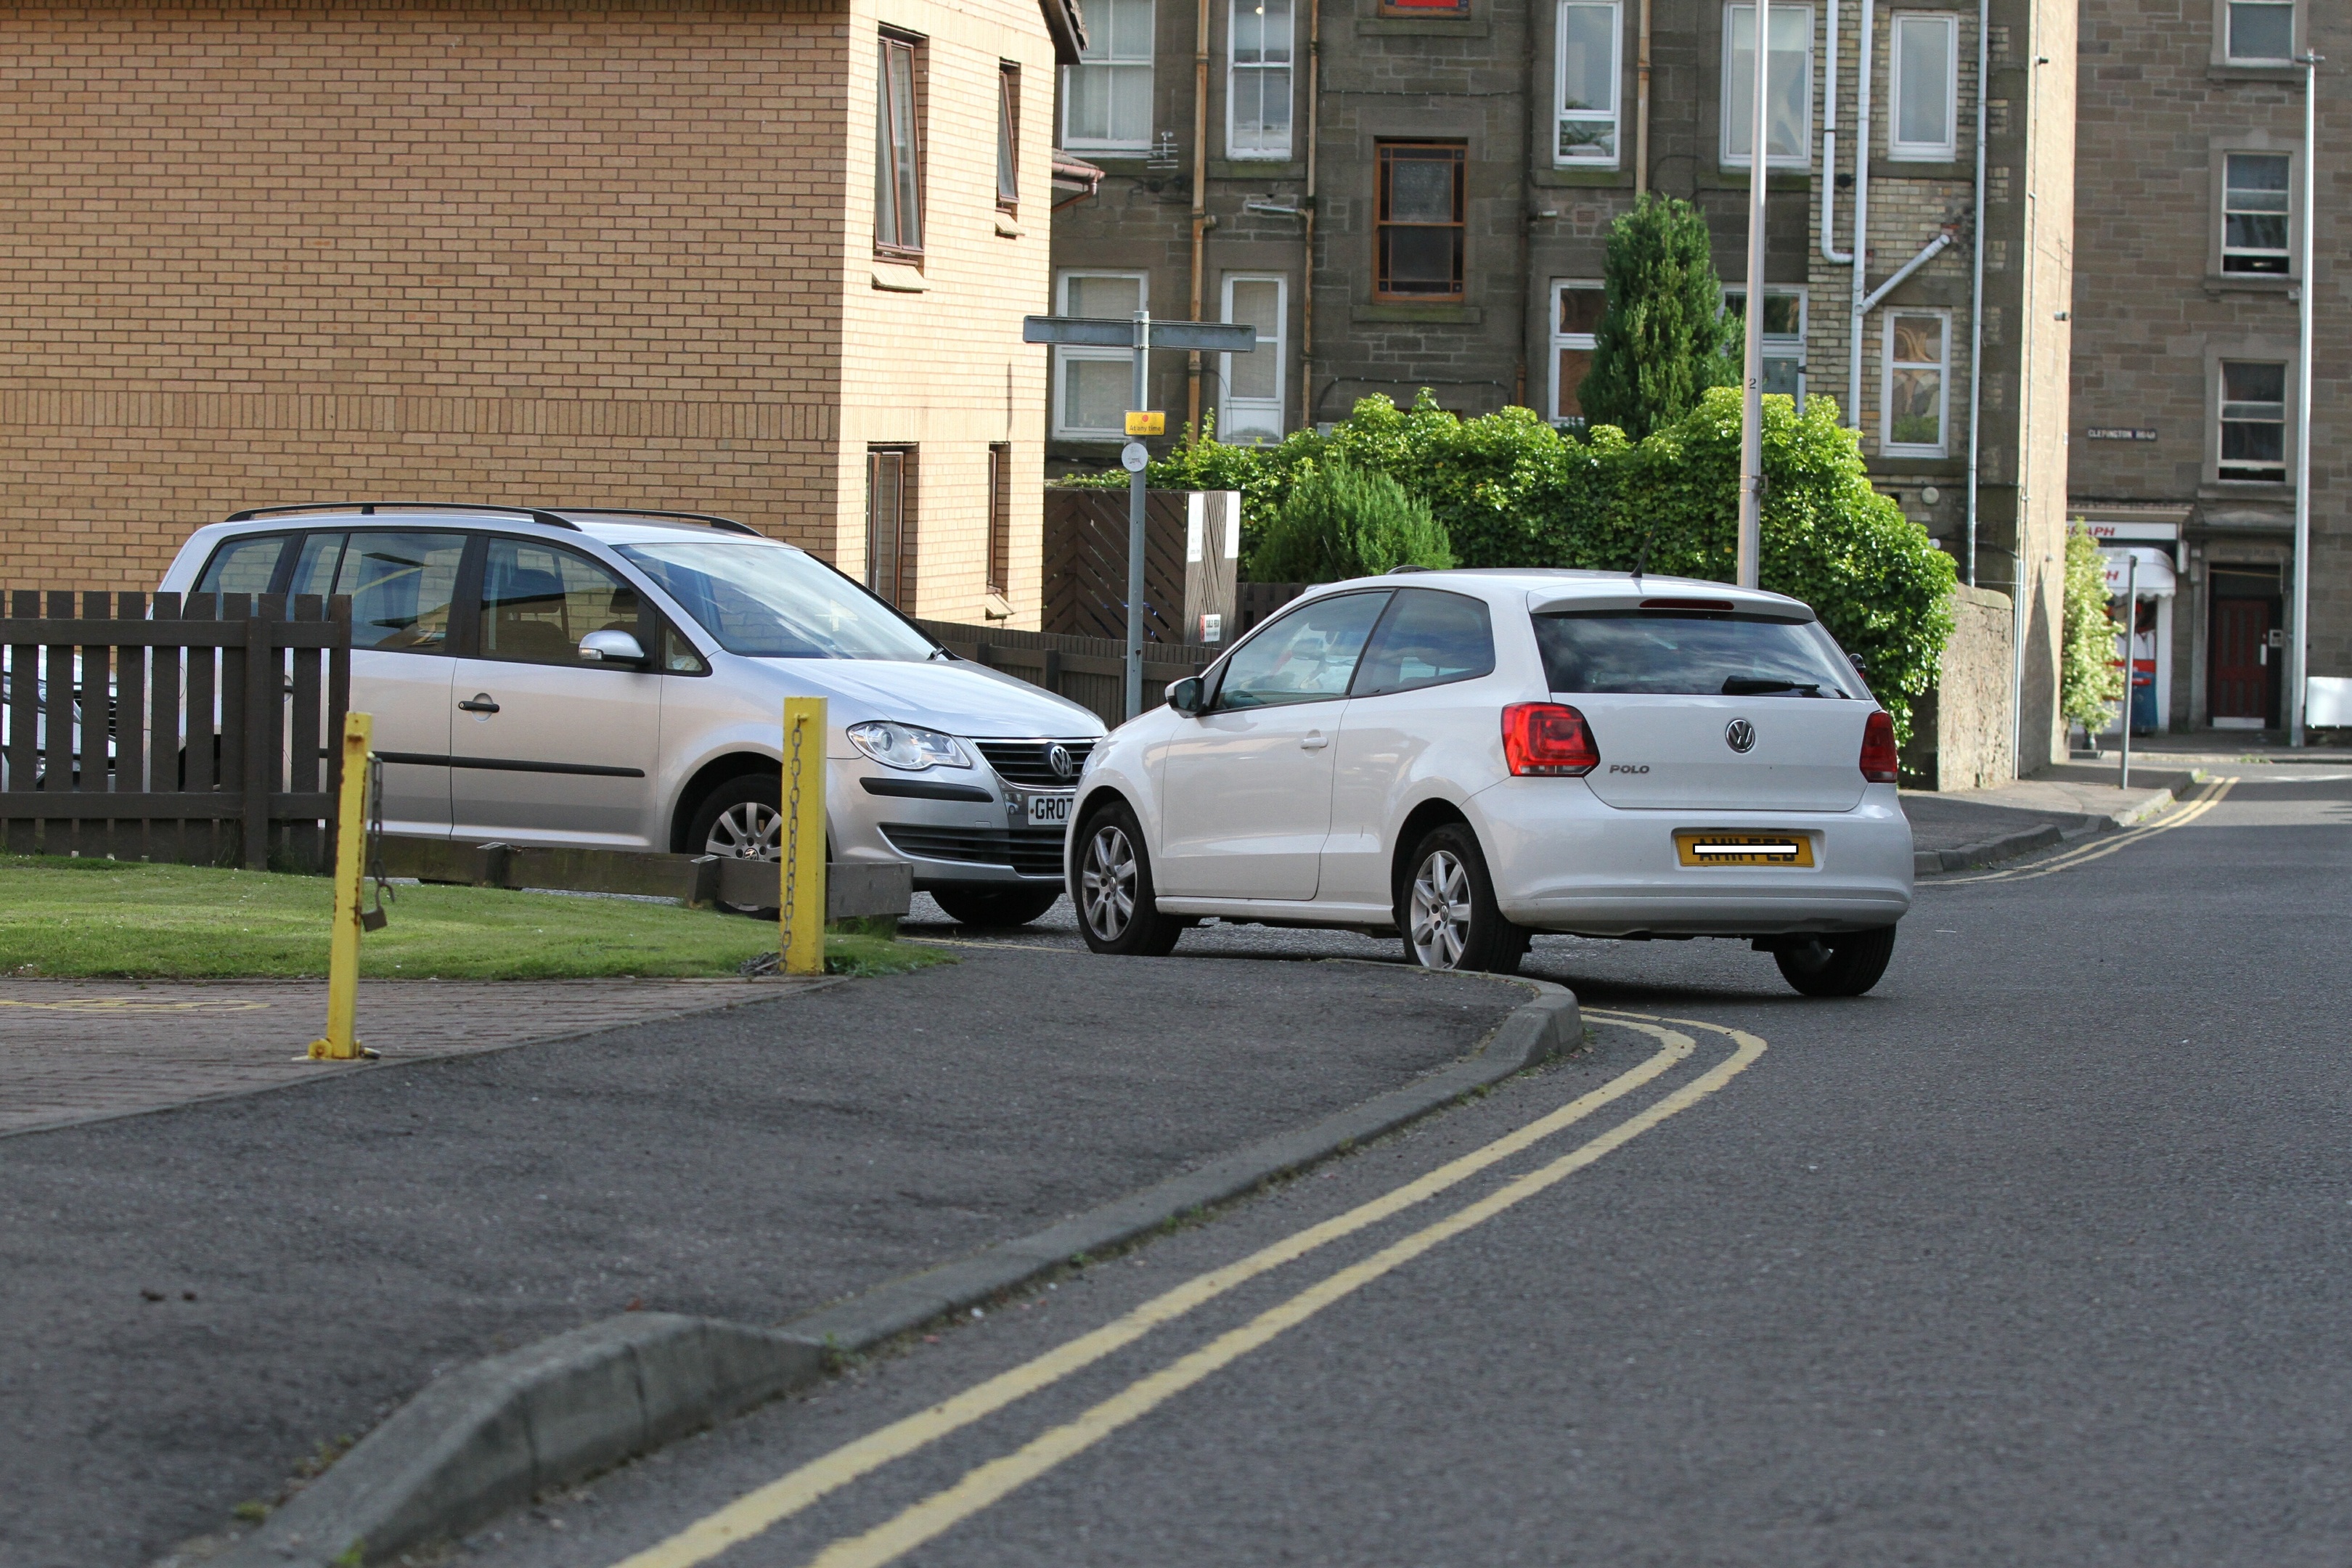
(616, 542, 938, 661)
(1533, 609, 1862, 698)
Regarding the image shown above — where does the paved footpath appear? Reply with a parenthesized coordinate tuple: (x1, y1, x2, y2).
(0, 977, 819, 1137)
(0, 947, 1520, 1568)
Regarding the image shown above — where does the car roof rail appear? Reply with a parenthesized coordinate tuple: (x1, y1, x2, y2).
(557, 508, 762, 536)
(223, 502, 581, 531)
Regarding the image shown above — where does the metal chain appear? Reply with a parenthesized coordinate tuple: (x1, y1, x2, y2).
(362, 753, 394, 931)
(782, 716, 802, 951)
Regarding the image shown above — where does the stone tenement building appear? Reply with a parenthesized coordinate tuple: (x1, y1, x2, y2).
(0, 0, 1083, 629)
(1048, 0, 2078, 769)
(2072, 0, 2341, 735)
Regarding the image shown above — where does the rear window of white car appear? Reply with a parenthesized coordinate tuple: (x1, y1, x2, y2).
(617, 541, 937, 661)
(1534, 608, 1861, 698)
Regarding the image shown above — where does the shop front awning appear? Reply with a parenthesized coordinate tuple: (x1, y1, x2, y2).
(2102, 546, 2177, 597)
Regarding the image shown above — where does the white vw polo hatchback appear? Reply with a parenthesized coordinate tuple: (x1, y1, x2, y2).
(1068, 568, 1916, 995)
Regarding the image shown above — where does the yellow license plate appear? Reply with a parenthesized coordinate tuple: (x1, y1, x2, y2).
(1675, 831, 1816, 867)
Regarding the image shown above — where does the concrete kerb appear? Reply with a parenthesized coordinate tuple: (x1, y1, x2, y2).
(217, 977, 1580, 1568)
(1911, 780, 2190, 875)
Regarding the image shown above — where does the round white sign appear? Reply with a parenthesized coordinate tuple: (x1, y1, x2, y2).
(1120, 441, 1150, 473)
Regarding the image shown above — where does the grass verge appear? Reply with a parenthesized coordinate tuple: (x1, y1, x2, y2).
(0, 856, 952, 981)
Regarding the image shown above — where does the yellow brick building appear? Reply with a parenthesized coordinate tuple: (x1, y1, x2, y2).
(0, 0, 1076, 627)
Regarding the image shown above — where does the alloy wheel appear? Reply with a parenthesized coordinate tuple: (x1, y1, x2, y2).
(1081, 822, 1138, 939)
(1408, 848, 1472, 970)
(706, 800, 782, 861)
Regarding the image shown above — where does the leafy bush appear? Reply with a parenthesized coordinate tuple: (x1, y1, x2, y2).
(2060, 520, 2126, 737)
(1069, 387, 1955, 743)
(1578, 195, 1739, 440)
(1248, 458, 1455, 581)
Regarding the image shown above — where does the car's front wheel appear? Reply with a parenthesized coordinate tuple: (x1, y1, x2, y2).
(687, 775, 785, 916)
(1073, 804, 1185, 957)
(931, 885, 1062, 928)
(1773, 927, 1898, 996)
(1400, 824, 1526, 974)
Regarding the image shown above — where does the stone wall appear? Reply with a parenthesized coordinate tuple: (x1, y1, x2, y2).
(1902, 583, 2016, 791)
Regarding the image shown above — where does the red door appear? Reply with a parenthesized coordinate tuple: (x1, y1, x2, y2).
(2210, 597, 2275, 722)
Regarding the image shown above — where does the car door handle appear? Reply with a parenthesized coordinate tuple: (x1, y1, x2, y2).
(457, 693, 501, 714)
(1299, 732, 1328, 750)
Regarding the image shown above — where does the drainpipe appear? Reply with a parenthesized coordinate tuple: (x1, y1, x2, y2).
(1299, 0, 1320, 430)
(1188, 0, 1212, 439)
(1860, 229, 1954, 311)
(1820, 0, 1850, 264)
(1964, 0, 1987, 587)
(1843, 0, 1874, 430)
(1635, 0, 1652, 195)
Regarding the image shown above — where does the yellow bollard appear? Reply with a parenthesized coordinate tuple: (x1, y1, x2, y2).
(779, 697, 829, 976)
(309, 711, 373, 1061)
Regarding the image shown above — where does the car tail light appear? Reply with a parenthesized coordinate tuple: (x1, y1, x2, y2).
(1860, 710, 1899, 783)
(1503, 702, 1599, 777)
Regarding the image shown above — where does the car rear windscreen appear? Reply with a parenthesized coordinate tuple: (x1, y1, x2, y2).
(1534, 609, 1863, 698)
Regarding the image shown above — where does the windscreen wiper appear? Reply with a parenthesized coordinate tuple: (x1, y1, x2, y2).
(1721, 677, 1824, 695)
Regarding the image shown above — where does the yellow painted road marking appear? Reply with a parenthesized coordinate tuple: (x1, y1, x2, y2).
(611, 1012, 1703, 1568)
(1940, 777, 2235, 885)
(804, 1013, 1765, 1568)
(0, 997, 272, 1013)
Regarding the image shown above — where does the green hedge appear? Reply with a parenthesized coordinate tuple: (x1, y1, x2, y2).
(1071, 389, 1956, 743)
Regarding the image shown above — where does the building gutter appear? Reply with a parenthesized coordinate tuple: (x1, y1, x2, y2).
(1964, 0, 1988, 587)
(1299, 0, 1322, 430)
(1844, 0, 1875, 430)
(1820, 0, 1850, 264)
(1188, 0, 1213, 439)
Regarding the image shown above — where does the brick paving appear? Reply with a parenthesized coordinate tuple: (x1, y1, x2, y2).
(0, 976, 823, 1138)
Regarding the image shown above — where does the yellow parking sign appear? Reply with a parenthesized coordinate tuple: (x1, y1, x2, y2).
(1124, 411, 1166, 437)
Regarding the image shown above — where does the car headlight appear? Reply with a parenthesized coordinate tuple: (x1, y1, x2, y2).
(846, 720, 973, 772)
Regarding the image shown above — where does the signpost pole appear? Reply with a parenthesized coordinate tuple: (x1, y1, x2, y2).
(1127, 310, 1151, 719)
(2120, 552, 2136, 791)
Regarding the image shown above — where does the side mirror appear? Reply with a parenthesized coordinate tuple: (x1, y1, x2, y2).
(579, 629, 649, 666)
(1167, 676, 1206, 715)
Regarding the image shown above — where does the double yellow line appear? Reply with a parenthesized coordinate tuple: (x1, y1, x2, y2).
(612, 1009, 1763, 1568)
(1940, 775, 2236, 885)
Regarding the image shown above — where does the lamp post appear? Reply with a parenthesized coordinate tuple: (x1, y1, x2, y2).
(2289, 49, 2320, 746)
(1736, 0, 1773, 589)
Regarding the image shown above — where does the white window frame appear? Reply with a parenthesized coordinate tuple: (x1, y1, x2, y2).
(2222, 0, 2295, 64)
(2214, 357, 2290, 483)
(1063, 0, 1156, 152)
(1227, 0, 1294, 160)
(1548, 279, 1605, 422)
(1052, 270, 1149, 439)
(1219, 274, 1288, 443)
(1720, 1, 1814, 171)
(1554, 1, 1623, 168)
(1880, 307, 1952, 457)
(2220, 150, 2293, 274)
(1887, 12, 1959, 161)
(1722, 285, 1808, 402)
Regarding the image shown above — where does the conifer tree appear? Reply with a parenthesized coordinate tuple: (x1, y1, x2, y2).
(1577, 195, 1739, 440)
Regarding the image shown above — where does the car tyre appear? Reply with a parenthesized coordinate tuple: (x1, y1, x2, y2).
(1400, 823, 1524, 975)
(1073, 802, 1184, 957)
(931, 885, 1063, 928)
(1773, 926, 1898, 997)
(687, 774, 786, 917)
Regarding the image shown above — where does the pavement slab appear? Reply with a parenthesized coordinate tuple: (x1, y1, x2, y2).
(0, 947, 1519, 1568)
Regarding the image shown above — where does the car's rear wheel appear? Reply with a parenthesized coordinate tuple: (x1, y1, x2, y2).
(1074, 803, 1184, 957)
(1773, 926, 1898, 996)
(688, 774, 784, 916)
(1400, 824, 1524, 975)
(931, 885, 1062, 928)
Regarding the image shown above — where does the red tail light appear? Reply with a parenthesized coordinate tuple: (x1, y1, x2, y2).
(1860, 710, 1899, 783)
(1503, 702, 1599, 777)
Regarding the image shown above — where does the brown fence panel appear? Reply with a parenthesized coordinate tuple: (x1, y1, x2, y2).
(915, 618, 1217, 731)
(1041, 488, 1193, 644)
(0, 592, 351, 870)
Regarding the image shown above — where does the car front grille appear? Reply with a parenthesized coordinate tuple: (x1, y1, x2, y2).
(971, 739, 1095, 788)
(880, 824, 1066, 878)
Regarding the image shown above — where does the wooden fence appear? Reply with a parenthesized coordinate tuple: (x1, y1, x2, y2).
(1, 591, 352, 870)
(1042, 488, 1192, 645)
(915, 618, 1217, 729)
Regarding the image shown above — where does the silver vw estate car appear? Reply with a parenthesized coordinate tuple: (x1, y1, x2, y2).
(158, 505, 1106, 926)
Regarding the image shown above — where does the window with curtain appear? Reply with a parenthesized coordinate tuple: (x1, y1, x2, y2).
(1555, 1, 1621, 166)
(1064, 0, 1155, 150)
(2221, 152, 2290, 274)
(1888, 12, 1956, 160)
(1376, 143, 1466, 300)
(1721, 2, 1812, 168)
(1053, 271, 1148, 436)
(1882, 311, 1950, 454)
(875, 35, 923, 256)
(1229, 0, 1294, 157)
(1220, 274, 1286, 442)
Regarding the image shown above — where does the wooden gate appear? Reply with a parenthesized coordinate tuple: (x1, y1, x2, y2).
(1, 591, 352, 870)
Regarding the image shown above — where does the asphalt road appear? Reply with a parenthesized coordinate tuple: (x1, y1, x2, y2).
(459, 767, 2352, 1568)
(0, 950, 1519, 1568)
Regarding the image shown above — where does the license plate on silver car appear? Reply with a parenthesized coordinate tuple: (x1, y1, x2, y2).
(1026, 793, 1074, 828)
